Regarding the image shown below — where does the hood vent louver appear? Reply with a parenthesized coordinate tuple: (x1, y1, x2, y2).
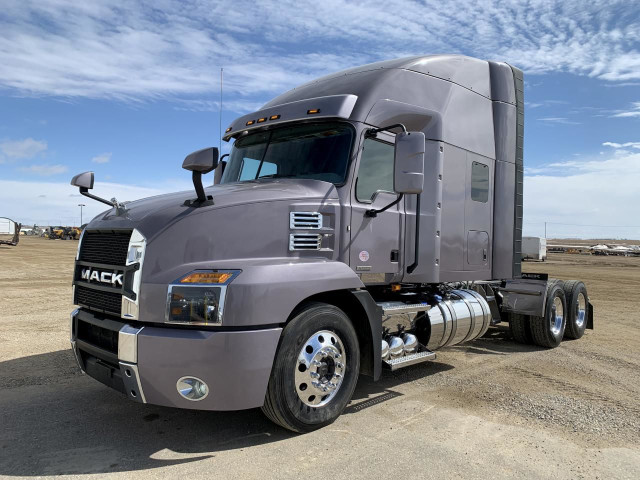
(289, 233, 322, 251)
(290, 212, 323, 229)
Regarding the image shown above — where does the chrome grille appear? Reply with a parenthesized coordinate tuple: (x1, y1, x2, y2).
(75, 229, 133, 317)
(75, 285, 123, 316)
(290, 212, 322, 229)
(289, 233, 322, 251)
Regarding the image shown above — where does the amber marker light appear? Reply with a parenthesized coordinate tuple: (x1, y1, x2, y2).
(180, 272, 233, 284)
(269, 114, 280, 120)
(307, 108, 321, 114)
(257, 117, 267, 123)
(246, 120, 255, 126)
(225, 127, 232, 133)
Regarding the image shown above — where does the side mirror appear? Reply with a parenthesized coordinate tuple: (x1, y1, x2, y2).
(394, 132, 425, 194)
(182, 147, 219, 173)
(70, 171, 95, 190)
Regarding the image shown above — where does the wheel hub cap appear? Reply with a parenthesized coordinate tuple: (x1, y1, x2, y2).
(294, 330, 346, 407)
(576, 293, 586, 328)
(550, 296, 564, 335)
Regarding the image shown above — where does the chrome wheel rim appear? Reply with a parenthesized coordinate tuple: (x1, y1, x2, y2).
(575, 293, 587, 328)
(294, 330, 346, 407)
(550, 296, 564, 335)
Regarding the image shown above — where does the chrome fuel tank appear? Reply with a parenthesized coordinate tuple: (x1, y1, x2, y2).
(424, 289, 491, 350)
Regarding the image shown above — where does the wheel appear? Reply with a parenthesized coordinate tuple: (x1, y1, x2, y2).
(262, 303, 360, 433)
(563, 280, 588, 339)
(530, 282, 567, 348)
(509, 313, 532, 344)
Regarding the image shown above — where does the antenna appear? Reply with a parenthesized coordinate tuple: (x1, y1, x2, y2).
(219, 67, 223, 153)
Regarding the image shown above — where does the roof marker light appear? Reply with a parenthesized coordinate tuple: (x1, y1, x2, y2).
(307, 109, 321, 114)
(269, 114, 280, 120)
(257, 117, 267, 123)
(225, 127, 232, 133)
(246, 120, 255, 126)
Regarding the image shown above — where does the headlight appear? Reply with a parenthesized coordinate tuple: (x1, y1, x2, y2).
(165, 270, 239, 326)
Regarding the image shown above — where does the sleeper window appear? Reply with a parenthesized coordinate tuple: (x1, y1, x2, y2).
(471, 161, 489, 203)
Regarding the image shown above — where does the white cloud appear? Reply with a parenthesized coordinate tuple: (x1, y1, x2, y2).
(0, 138, 47, 160)
(0, 0, 637, 108)
(18, 164, 68, 176)
(538, 117, 580, 125)
(611, 102, 640, 118)
(91, 152, 111, 164)
(0, 177, 193, 226)
(524, 150, 640, 239)
(602, 141, 640, 149)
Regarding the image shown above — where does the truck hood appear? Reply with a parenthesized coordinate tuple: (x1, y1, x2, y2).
(88, 178, 338, 240)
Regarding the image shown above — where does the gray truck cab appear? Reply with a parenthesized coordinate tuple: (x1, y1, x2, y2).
(69, 55, 592, 432)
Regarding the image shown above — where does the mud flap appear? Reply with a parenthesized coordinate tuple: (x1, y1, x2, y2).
(587, 302, 594, 330)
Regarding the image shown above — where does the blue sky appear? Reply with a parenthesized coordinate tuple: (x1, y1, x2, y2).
(0, 0, 639, 238)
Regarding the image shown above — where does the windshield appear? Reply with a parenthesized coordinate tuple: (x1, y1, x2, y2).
(221, 122, 354, 184)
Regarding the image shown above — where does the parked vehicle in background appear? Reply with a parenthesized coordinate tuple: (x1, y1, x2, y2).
(0, 217, 21, 246)
(522, 236, 547, 261)
(68, 54, 594, 432)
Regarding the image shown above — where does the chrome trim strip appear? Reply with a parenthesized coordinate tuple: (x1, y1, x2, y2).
(121, 228, 146, 320)
(118, 324, 143, 363)
(69, 309, 85, 373)
(119, 362, 146, 403)
(289, 233, 322, 251)
(290, 211, 323, 229)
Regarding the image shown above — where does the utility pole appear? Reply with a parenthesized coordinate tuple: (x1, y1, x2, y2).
(78, 204, 86, 226)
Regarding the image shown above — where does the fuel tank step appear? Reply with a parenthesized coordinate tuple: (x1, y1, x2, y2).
(382, 348, 436, 371)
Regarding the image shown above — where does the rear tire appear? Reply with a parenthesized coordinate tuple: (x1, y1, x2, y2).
(262, 303, 360, 433)
(530, 282, 567, 348)
(509, 313, 532, 344)
(563, 280, 588, 339)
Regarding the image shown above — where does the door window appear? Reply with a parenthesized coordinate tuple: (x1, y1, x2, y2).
(356, 139, 395, 202)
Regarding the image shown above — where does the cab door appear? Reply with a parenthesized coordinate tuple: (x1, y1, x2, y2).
(349, 132, 403, 283)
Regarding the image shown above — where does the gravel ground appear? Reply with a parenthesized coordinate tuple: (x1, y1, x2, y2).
(1, 237, 639, 479)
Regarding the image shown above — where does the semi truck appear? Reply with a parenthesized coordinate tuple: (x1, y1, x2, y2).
(69, 54, 593, 432)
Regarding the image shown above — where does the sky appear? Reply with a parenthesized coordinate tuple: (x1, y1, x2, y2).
(0, 0, 639, 239)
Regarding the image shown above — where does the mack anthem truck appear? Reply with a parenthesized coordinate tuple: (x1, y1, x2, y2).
(69, 54, 593, 432)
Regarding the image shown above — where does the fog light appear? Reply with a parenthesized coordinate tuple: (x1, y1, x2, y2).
(176, 376, 209, 401)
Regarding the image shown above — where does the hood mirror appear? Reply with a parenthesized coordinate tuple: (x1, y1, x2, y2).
(70, 171, 123, 210)
(182, 147, 219, 205)
(71, 171, 95, 190)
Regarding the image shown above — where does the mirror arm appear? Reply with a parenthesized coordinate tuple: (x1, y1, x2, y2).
(365, 123, 407, 138)
(193, 171, 207, 203)
(79, 187, 116, 207)
(406, 193, 421, 274)
(365, 193, 403, 218)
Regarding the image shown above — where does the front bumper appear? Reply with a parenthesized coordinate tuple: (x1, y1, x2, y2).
(70, 309, 282, 410)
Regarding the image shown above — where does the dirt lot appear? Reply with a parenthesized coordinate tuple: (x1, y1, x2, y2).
(1, 237, 639, 479)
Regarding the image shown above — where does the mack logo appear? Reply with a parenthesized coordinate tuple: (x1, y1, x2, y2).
(81, 268, 124, 287)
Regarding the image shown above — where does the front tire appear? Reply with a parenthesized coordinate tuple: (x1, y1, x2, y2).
(262, 303, 360, 433)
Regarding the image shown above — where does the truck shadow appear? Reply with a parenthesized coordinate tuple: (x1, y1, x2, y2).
(450, 325, 547, 355)
(0, 349, 454, 476)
